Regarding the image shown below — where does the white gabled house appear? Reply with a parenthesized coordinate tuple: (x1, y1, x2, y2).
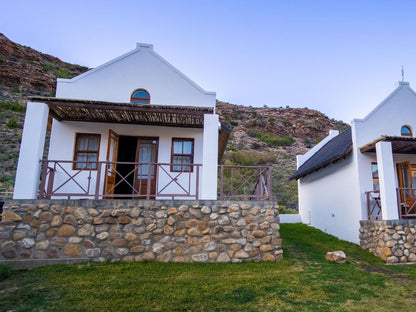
(291, 81, 416, 243)
(13, 43, 232, 200)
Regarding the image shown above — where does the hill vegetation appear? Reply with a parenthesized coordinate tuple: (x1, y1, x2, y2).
(0, 33, 349, 206)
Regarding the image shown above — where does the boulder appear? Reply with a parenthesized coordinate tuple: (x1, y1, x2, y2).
(325, 251, 346, 263)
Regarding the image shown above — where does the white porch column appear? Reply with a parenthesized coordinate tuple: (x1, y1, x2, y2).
(13, 102, 49, 199)
(375, 141, 399, 220)
(201, 114, 219, 200)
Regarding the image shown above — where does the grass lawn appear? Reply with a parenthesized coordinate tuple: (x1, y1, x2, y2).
(1, 223, 416, 311)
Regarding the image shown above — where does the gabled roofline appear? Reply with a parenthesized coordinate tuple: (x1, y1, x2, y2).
(352, 81, 416, 123)
(297, 130, 340, 167)
(57, 43, 216, 97)
(289, 128, 352, 180)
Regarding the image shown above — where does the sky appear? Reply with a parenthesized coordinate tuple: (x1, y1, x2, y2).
(2, 0, 416, 123)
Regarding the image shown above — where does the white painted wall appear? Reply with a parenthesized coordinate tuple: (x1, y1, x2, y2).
(56, 43, 216, 108)
(13, 102, 49, 199)
(279, 214, 301, 223)
(47, 120, 205, 199)
(201, 114, 219, 200)
(296, 81, 416, 243)
(298, 154, 361, 243)
(352, 82, 416, 148)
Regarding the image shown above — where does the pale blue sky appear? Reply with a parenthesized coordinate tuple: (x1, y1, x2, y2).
(2, 0, 416, 123)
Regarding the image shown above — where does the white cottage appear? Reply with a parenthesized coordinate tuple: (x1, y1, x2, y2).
(291, 81, 416, 243)
(13, 43, 230, 200)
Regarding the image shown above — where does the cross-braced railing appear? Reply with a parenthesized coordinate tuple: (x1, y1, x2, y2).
(397, 187, 416, 219)
(39, 160, 201, 200)
(365, 190, 382, 220)
(218, 165, 273, 200)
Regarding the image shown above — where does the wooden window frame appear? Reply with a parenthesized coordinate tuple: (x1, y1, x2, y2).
(171, 138, 194, 172)
(401, 125, 413, 137)
(131, 88, 150, 104)
(73, 133, 101, 170)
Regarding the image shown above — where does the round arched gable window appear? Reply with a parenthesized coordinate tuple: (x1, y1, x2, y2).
(131, 89, 150, 104)
(401, 125, 412, 137)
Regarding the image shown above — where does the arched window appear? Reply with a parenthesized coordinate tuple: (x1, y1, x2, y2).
(401, 125, 412, 137)
(131, 89, 150, 104)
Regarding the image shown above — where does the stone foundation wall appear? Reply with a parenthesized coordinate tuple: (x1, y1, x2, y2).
(359, 220, 416, 264)
(0, 200, 282, 268)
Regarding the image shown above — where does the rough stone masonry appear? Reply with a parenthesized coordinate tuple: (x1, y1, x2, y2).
(360, 219, 416, 264)
(0, 200, 282, 268)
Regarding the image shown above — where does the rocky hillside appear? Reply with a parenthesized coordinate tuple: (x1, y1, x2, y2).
(0, 33, 349, 206)
(0, 33, 88, 103)
(0, 33, 89, 196)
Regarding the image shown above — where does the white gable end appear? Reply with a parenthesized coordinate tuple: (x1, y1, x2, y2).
(56, 43, 216, 108)
(353, 82, 416, 147)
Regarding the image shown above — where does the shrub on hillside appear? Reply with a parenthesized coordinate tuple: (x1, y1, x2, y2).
(5, 118, 19, 129)
(247, 129, 295, 147)
(0, 101, 26, 113)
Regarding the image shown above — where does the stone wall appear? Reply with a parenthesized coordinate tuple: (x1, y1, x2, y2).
(0, 200, 282, 268)
(359, 220, 416, 264)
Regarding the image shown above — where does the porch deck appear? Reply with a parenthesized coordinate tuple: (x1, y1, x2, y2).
(38, 160, 273, 201)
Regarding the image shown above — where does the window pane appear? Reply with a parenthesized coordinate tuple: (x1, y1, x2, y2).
(75, 153, 87, 169)
(77, 136, 89, 150)
(183, 141, 193, 155)
(173, 155, 183, 164)
(132, 90, 150, 99)
(88, 136, 99, 151)
(371, 163, 379, 191)
(139, 145, 152, 163)
(182, 156, 191, 171)
(371, 164, 378, 179)
(138, 164, 149, 178)
(172, 165, 182, 171)
(173, 141, 183, 154)
(87, 154, 98, 169)
(401, 126, 412, 136)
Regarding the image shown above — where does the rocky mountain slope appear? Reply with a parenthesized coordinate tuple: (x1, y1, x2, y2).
(0, 33, 88, 103)
(0, 33, 349, 206)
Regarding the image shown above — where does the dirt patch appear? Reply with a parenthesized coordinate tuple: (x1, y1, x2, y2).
(361, 265, 393, 275)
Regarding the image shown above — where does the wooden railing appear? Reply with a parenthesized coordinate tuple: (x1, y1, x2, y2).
(38, 161, 274, 201)
(218, 165, 273, 200)
(39, 160, 201, 200)
(397, 187, 416, 219)
(366, 188, 416, 220)
(365, 190, 382, 220)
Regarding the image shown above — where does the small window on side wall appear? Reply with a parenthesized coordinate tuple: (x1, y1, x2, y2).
(171, 138, 194, 172)
(371, 163, 379, 191)
(401, 125, 412, 137)
(131, 89, 150, 104)
(73, 133, 101, 170)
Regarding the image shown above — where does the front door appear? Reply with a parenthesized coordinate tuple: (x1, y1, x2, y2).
(397, 161, 416, 217)
(134, 137, 158, 199)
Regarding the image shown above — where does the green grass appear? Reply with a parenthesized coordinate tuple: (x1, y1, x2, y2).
(1, 224, 416, 311)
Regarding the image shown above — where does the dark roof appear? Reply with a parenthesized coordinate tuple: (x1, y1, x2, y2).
(360, 136, 416, 154)
(289, 128, 352, 180)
